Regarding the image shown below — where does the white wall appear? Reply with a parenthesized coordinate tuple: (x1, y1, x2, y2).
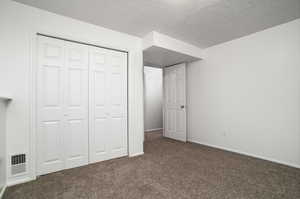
(0, 100, 7, 194)
(144, 67, 163, 131)
(0, 0, 144, 186)
(187, 19, 300, 168)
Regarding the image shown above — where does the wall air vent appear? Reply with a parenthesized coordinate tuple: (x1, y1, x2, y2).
(11, 154, 26, 176)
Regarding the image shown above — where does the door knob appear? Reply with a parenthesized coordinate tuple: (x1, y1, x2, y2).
(180, 105, 185, 109)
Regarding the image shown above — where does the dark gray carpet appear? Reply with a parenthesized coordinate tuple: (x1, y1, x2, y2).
(4, 131, 300, 199)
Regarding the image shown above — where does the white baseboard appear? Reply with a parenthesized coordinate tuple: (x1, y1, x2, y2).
(129, 152, 144, 157)
(145, 128, 163, 132)
(6, 176, 33, 187)
(189, 139, 300, 169)
(0, 186, 6, 199)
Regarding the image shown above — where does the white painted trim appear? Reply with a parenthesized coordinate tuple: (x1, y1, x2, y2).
(28, 30, 37, 184)
(129, 152, 144, 157)
(189, 139, 300, 169)
(145, 128, 163, 132)
(0, 186, 6, 199)
(162, 69, 165, 137)
(7, 177, 33, 187)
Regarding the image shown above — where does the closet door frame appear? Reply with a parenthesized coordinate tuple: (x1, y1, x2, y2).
(30, 31, 129, 179)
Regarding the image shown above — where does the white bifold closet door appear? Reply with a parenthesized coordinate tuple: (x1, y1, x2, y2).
(37, 35, 127, 175)
(37, 36, 89, 175)
(89, 46, 128, 163)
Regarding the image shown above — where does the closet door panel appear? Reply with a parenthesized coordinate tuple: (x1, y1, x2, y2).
(37, 36, 65, 175)
(109, 51, 127, 157)
(93, 70, 108, 155)
(89, 47, 128, 163)
(64, 42, 89, 169)
(89, 47, 111, 162)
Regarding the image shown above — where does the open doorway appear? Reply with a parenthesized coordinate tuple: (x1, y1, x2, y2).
(143, 63, 187, 143)
(143, 40, 198, 144)
(143, 66, 163, 141)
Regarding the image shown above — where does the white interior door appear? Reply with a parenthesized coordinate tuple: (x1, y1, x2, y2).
(89, 46, 128, 163)
(64, 42, 89, 169)
(37, 36, 66, 175)
(163, 63, 186, 142)
(37, 36, 89, 175)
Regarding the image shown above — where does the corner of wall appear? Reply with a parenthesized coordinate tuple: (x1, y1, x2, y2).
(0, 185, 7, 199)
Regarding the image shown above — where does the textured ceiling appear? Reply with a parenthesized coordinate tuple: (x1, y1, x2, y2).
(13, 0, 300, 48)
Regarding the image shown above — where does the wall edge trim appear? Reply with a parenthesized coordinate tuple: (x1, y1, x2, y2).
(129, 152, 144, 157)
(145, 128, 163, 132)
(0, 185, 7, 199)
(188, 139, 300, 169)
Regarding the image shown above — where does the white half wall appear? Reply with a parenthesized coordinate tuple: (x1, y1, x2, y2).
(144, 67, 163, 132)
(187, 19, 300, 168)
(0, 0, 144, 185)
